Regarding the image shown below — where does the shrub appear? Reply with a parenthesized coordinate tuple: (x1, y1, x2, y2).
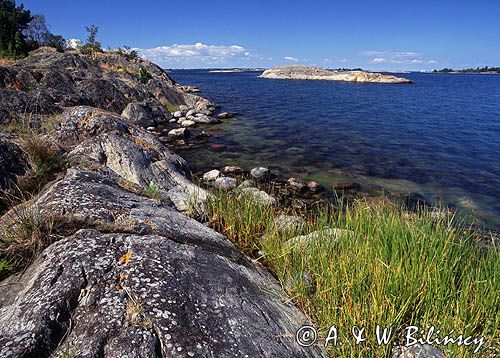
(138, 67, 152, 84)
(143, 183, 162, 201)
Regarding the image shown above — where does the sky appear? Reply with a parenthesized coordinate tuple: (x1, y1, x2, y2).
(21, 0, 500, 70)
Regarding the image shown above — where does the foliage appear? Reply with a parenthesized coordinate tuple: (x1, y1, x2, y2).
(0, 0, 33, 58)
(122, 45, 138, 60)
(433, 66, 500, 74)
(206, 191, 499, 356)
(81, 24, 102, 58)
(143, 183, 162, 200)
(138, 67, 152, 84)
(0, 258, 13, 278)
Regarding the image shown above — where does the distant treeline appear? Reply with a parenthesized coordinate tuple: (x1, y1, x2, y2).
(330, 67, 364, 71)
(433, 66, 500, 73)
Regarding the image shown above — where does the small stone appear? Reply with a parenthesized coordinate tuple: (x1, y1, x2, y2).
(274, 215, 306, 232)
(186, 109, 197, 117)
(146, 126, 156, 131)
(173, 111, 183, 118)
(307, 181, 322, 192)
(168, 128, 189, 139)
(286, 228, 354, 250)
(221, 166, 242, 175)
(392, 344, 445, 358)
(236, 180, 254, 190)
(169, 118, 177, 123)
(250, 167, 270, 181)
(214, 177, 237, 191)
(181, 120, 195, 128)
(217, 112, 232, 119)
(239, 187, 276, 206)
(287, 177, 306, 192)
(203, 169, 221, 182)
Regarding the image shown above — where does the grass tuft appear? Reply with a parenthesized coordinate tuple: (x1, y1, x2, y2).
(206, 192, 499, 356)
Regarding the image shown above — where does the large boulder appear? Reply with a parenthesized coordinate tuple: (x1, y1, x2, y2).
(121, 98, 172, 127)
(0, 168, 324, 357)
(50, 106, 206, 213)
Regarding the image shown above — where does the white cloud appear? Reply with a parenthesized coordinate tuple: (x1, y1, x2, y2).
(341, 58, 348, 63)
(428, 60, 438, 64)
(371, 57, 386, 63)
(136, 42, 258, 67)
(362, 49, 437, 67)
(284, 56, 299, 62)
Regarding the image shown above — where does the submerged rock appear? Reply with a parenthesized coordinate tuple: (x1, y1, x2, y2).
(168, 127, 190, 139)
(217, 112, 232, 119)
(332, 182, 361, 191)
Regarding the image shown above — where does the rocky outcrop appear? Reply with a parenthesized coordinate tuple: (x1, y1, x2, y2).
(259, 66, 413, 84)
(0, 134, 29, 191)
(0, 49, 215, 125)
(0, 51, 325, 356)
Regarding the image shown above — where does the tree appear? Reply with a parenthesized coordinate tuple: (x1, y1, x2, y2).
(82, 25, 102, 59)
(24, 13, 50, 45)
(0, 0, 33, 57)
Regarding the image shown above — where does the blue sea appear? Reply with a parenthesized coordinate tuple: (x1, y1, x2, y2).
(170, 70, 500, 229)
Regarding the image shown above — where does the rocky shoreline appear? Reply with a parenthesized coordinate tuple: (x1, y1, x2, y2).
(0, 48, 492, 357)
(259, 65, 413, 83)
(0, 48, 326, 357)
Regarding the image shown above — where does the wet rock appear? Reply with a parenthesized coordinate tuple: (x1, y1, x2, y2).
(275, 215, 306, 232)
(210, 143, 227, 151)
(217, 112, 232, 119)
(193, 114, 220, 124)
(180, 119, 196, 128)
(287, 177, 306, 193)
(168, 128, 190, 139)
(221, 165, 243, 175)
(239, 187, 276, 206)
(214, 177, 237, 191)
(286, 228, 354, 250)
(307, 181, 322, 192)
(250, 167, 270, 181)
(186, 109, 197, 117)
(392, 344, 445, 358)
(203, 169, 221, 182)
(332, 182, 361, 191)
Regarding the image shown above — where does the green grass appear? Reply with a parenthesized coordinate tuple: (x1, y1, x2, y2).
(0, 259, 13, 278)
(143, 183, 162, 201)
(206, 192, 499, 357)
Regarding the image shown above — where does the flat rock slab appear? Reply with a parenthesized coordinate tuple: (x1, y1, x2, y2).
(0, 230, 323, 357)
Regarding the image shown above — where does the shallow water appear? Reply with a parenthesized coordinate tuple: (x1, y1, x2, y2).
(170, 70, 500, 229)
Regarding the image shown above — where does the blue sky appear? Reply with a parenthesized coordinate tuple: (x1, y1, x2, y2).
(21, 0, 500, 70)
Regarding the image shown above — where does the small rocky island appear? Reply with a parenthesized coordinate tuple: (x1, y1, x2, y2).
(259, 65, 413, 83)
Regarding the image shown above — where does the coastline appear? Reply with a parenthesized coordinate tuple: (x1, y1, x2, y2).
(0, 49, 497, 357)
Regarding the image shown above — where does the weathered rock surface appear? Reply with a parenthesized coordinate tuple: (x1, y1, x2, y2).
(250, 167, 270, 181)
(286, 228, 354, 250)
(0, 49, 214, 124)
(0, 51, 326, 357)
(259, 66, 413, 84)
(239, 187, 276, 206)
(214, 177, 237, 191)
(0, 135, 29, 190)
(121, 98, 172, 127)
(392, 344, 445, 358)
(202, 169, 221, 182)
